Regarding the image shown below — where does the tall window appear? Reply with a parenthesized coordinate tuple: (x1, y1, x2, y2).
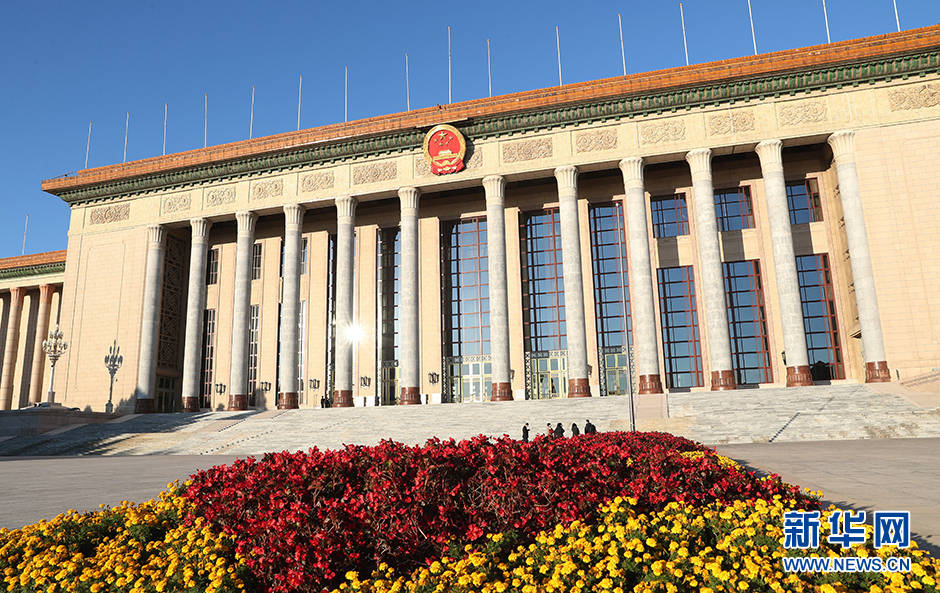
(520, 209, 566, 352)
(723, 260, 773, 385)
(280, 237, 309, 276)
(442, 217, 490, 357)
(248, 304, 260, 403)
(378, 228, 401, 405)
(714, 186, 755, 231)
(251, 242, 263, 280)
(650, 194, 690, 238)
(206, 248, 219, 285)
(199, 309, 216, 409)
(298, 300, 306, 394)
(787, 178, 823, 224)
(326, 234, 337, 397)
(797, 254, 845, 380)
(657, 266, 704, 388)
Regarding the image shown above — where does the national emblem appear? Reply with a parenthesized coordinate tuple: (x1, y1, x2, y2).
(423, 124, 467, 175)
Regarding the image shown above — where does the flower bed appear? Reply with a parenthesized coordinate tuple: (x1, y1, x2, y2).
(184, 432, 816, 592)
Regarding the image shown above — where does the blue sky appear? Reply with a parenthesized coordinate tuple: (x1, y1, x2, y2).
(0, 0, 935, 257)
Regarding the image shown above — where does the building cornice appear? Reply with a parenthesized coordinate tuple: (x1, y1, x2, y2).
(42, 26, 940, 205)
(0, 262, 66, 281)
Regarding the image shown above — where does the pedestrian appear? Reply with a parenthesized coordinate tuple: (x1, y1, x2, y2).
(571, 422, 580, 436)
(320, 396, 326, 409)
(522, 423, 530, 442)
(584, 419, 597, 434)
(546, 423, 554, 437)
(553, 422, 565, 439)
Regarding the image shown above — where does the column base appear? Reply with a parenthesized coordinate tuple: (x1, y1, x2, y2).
(400, 387, 421, 405)
(710, 370, 737, 391)
(277, 392, 299, 409)
(134, 398, 155, 414)
(333, 390, 353, 407)
(227, 394, 248, 411)
(182, 396, 200, 413)
(865, 361, 891, 383)
(567, 378, 591, 398)
(638, 374, 664, 394)
(490, 382, 513, 401)
(786, 365, 814, 387)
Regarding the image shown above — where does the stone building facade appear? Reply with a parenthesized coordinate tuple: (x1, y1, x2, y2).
(6, 25, 937, 413)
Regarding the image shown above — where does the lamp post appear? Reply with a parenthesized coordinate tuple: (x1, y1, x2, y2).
(41, 325, 68, 404)
(103, 340, 123, 413)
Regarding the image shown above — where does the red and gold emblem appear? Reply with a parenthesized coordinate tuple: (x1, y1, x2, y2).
(423, 124, 467, 175)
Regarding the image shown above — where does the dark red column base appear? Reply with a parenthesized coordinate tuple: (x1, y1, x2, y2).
(227, 394, 248, 411)
(333, 390, 353, 407)
(400, 387, 421, 405)
(182, 396, 200, 413)
(134, 398, 155, 414)
(638, 374, 664, 394)
(277, 392, 299, 410)
(786, 365, 814, 387)
(567, 378, 591, 398)
(490, 382, 513, 401)
(865, 361, 891, 383)
(710, 370, 737, 391)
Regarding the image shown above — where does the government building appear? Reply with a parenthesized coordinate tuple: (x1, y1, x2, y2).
(2, 26, 939, 413)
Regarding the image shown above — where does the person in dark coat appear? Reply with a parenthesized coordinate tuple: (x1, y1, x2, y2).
(522, 423, 530, 442)
(546, 423, 554, 437)
(584, 419, 597, 434)
(571, 422, 580, 436)
(553, 422, 565, 439)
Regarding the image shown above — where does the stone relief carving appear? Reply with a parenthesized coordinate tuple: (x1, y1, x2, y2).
(161, 193, 190, 215)
(205, 186, 236, 206)
(415, 149, 483, 176)
(575, 129, 618, 153)
(89, 203, 130, 225)
(639, 120, 686, 145)
(352, 161, 397, 185)
(707, 111, 756, 136)
(888, 84, 940, 111)
(251, 178, 283, 201)
(777, 101, 827, 127)
(501, 138, 553, 163)
(300, 170, 335, 192)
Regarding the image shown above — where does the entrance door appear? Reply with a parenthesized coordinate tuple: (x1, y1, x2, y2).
(444, 356, 492, 403)
(526, 351, 568, 399)
(155, 376, 179, 413)
(599, 346, 634, 396)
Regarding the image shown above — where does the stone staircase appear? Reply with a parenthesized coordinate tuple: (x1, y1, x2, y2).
(0, 384, 937, 456)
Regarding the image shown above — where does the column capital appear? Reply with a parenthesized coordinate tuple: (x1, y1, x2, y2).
(398, 186, 420, 212)
(147, 224, 166, 246)
(618, 157, 644, 188)
(685, 148, 713, 177)
(482, 175, 506, 204)
(284, 203, 305, 226)
(554, 165, 578, 194)
(234, 211, 258, 235)
(335, 195, 358, 220)
(8, 286, 25, 300)
(39, 283, 56, 300)
(754, 139, 784, 172)
(828, 130, 857, 167)
(190, 218, 212, 242)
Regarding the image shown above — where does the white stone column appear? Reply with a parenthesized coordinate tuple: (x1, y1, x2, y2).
(554, 166, 590, 397)
(398, 186, 421, 405)
(618, 157, 664, 394)
(755, 140, 813, 387)
(828, 130, 889, 382)
(229, 211, 257, 410)
(181, 218, 212, 412)
(0, 287, 25, 410)
(27, 284, 55, 405)
(134, 224, 167, 412)
(278, 204, 304, 409)
(333, 195, 357, 407)
(686, 148, 736, 390)
(483, 175, 513, 401)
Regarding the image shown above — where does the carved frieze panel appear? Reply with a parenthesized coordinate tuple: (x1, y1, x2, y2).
(777, 100, 828, 127)
(501, 138, 552, 163)
(161, 193, 190, 215)
(251, 178, 283, 201)
(575, 129, 618, 153)
(888, 84, 940, 111)
(352, 161, 397, 185)
(639, 120, 686, 145)
(205, 186, 236, 207)
(707, 111, 756, 136)
(88, 203, 130, 225)
(300, 170, 335, 192)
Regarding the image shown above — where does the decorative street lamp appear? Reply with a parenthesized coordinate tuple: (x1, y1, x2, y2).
(103, 340, 123, 413)
(41, 325, 68, 404)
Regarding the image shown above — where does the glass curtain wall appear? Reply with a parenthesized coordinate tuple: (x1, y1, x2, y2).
(657, 266, 704, 389)
(796, 253, 845, 380)
(377, 228, 401, 404)
(723, 260, 773, 385)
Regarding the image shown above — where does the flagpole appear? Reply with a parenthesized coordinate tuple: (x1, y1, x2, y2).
(203, 93, 208, 148)
(486, 38, 492, 97)
(555, 25, 563, 85)
(680, 3, 690, 66)
(746, 0, 757, 54)
(22, 215, 28, 256)
(822, 0, 831, 43)
(162, 102, 167, 156)
(122, 111, 129, 163)
(249, 85, 255, 139)
(84, 121, 92, 169)
(892, 0, 900, 32)
(344, 66, 348, 123)
(405, 53, 411, 110)
(297, 75, 303, 131)
(447, 26, 452, 103)
(618, 13, 627, 76)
